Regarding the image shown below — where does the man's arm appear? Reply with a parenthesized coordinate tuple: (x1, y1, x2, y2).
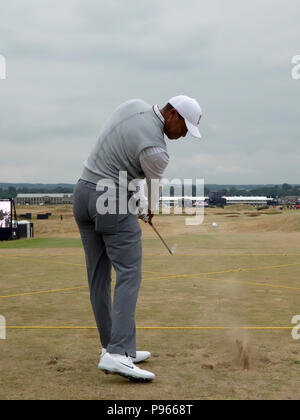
(139, 147, 169, 223)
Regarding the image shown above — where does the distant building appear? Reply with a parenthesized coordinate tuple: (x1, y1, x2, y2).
(208, 191, 227, 207)
(159, 196, 206, 207)
(224, 196, 273, 206)
(159, 195, 274, 207)
(278, 196, 299, 205)
(15, 193, 73, 205)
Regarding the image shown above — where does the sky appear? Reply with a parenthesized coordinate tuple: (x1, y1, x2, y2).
(0, 0, 299, 185)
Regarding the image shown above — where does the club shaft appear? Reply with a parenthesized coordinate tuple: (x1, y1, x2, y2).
(149, 222, 173, 255)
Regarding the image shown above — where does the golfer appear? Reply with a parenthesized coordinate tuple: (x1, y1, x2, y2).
(73, 95, 202, 382)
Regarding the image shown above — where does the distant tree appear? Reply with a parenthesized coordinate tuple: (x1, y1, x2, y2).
(282, 183, 292, 191)
(7, 187, 17, 199)
(204, 186, 210, 196)
(18, 187, 29, 193)
(228, 187, 238, 196)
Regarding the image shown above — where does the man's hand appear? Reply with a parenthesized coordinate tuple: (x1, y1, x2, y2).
(137, 208, 154, 224)
(138, 207, 149, 223)
(148, 208, 154, 224)
(138, 213, 149, 223)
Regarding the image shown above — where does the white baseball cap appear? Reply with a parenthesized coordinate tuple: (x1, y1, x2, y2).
(169, 95, 202, 138)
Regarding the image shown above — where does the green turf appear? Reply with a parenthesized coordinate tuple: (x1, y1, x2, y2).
(0, 238, 83, 249)
(1, 210, 300, 399)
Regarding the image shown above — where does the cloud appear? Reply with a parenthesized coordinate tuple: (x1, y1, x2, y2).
(0, 0, 299, 183)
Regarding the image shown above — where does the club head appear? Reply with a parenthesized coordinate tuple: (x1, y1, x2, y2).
(170, 244, 177, 255)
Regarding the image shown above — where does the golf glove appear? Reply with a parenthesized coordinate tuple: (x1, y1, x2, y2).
(138, 208, 149, 223)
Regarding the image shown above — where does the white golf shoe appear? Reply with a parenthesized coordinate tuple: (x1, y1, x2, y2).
(132, 351, 151, 364)
(98, 352, 155, 382)
(101, 348, 151, 364)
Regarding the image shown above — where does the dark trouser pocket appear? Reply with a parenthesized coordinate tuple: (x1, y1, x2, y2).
(95, 213, 119, 235)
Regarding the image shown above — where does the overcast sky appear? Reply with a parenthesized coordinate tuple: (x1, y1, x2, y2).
(0, 0, 299, 185)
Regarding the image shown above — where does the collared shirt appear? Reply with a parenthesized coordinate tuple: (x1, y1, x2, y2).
(153, 104, 165, 124)
(138, 105, 170, 210)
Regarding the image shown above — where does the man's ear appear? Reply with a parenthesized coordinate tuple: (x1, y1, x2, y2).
(169, 108, 178, 119)
(172, 109, 183, 120)
(165, 108, 175, 122)
(175, 110, 184, 120)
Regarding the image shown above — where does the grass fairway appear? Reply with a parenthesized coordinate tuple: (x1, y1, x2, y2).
(1, 205, 300, 400)
(0, 238, 82, 249)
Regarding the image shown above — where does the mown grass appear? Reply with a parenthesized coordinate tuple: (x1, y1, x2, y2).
(0, 238, 82, 249)
(1, 207, 300, 399)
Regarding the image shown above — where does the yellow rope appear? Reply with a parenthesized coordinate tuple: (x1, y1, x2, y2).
(1, 272, 300, 299)
(2, 252, 300, 257)
(0, 254, 85, 268)
(1, 255, 300, 299)
(5, 326, 293, 330)
(0, 285, 88, 299)
(2, 252, 300, 276)
(149, 274, 300, 291)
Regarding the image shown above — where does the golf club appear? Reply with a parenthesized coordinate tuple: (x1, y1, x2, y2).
(149, 221, 176, 256)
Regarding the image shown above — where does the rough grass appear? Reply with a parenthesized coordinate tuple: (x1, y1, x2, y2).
(1, 205, 300, 400)
(225, 204, 255, 211)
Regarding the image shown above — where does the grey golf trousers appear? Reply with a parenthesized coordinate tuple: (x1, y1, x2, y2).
(73, 179, 142, 357)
